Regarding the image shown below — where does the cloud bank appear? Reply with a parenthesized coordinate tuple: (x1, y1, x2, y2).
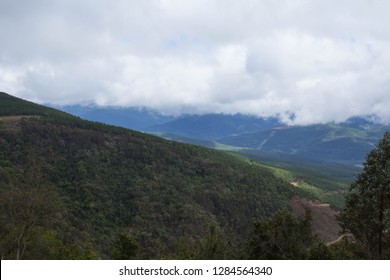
(1, 0, 390, 124)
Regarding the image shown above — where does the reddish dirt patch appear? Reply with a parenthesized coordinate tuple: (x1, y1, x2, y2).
(289, 196, 341, 243)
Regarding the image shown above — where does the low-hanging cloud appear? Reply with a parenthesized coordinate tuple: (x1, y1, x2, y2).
(1, 0, 390, 124)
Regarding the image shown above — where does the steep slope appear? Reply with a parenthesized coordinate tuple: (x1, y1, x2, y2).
(0, 92, 74, 118)
(0, 92, 294, 259)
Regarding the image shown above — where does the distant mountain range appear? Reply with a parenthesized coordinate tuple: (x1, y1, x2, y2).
(57, 105, 389, 171)
(147, 114, 280, 140)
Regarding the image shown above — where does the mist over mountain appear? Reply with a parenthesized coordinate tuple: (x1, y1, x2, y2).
(3, 1, 390, 126)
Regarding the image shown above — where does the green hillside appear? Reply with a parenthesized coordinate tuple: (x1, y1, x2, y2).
(0, 92, 296, 259)
(0, 92, 72, 118)
(218, 123, 389, 166)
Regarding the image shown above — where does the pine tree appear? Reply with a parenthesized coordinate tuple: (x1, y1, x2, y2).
(339, 132, 390, 259)
(246, 209, 325, 260)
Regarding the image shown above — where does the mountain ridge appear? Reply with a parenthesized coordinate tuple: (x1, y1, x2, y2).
(53, 103, 389, 165)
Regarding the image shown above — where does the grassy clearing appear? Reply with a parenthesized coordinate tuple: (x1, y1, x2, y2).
(224, 151, 348, 210)
(214, 142, 247, 151)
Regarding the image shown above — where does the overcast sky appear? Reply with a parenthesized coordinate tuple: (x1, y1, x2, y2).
(1, 0, 390, 124)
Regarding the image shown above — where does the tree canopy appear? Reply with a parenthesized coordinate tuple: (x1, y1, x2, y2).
(339, 132, 390, 259)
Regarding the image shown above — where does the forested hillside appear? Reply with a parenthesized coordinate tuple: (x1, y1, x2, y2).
(220, 122, 390, 166)
(0, 92, 295, 259)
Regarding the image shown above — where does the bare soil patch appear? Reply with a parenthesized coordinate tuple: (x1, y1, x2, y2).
(289, 196, 341, 243)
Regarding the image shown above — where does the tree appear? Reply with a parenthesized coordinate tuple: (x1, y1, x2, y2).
(338, 132, 390, 259)
(246, 209, 329, 259)
(0, 182, 61, 259)
(0, 161, 62, 260)
(173, 223, 240, 260)
(110, 233, 139, 260)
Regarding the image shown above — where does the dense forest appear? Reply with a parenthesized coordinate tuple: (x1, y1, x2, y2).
(0, 92, 296, 259)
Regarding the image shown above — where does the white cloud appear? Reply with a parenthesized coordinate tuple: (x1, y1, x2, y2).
(1, 0, 390, 124)
(0, 66, 26, 94)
